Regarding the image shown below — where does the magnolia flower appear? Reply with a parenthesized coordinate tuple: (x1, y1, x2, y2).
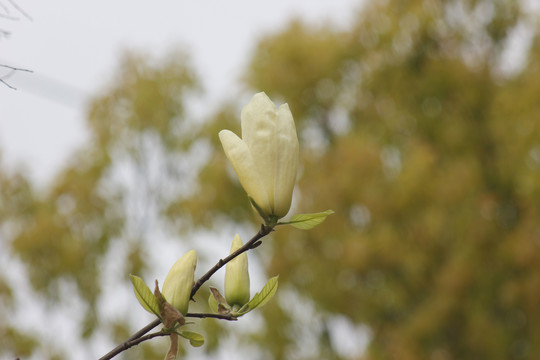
(162, 250, 197, 315)
(219, 92, 299, 222)
(225, 234, 250, 307)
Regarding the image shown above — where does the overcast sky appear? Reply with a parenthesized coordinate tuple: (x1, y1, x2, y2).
(1, 0, 361, 186)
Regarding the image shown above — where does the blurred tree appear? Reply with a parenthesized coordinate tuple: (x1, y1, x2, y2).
(1, 50, 201, 359)
(184, 0, 540, 359)
(0, 153, 41, 357)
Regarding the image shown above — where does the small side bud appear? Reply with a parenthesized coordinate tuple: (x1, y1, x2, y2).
(225, 234, 250, 307)
(162, 250, 197, 315)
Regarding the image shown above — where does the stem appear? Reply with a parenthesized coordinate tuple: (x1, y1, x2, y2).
(99, 330, 168, 360)
(0, 64, 33, 90)
(99, 224, 272, 360)
(190, 224, 272, 299)
(186, 312, 237, 321)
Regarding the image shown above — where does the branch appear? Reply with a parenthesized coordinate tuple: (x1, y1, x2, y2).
(8, 0, 32, 21)
(99, 330, 168, 360)
(186, 312, 237, 321)
(0, 12, 18, 20)
(98, 314, 235, 360)
(99, 224, 273, 360)
(0, 64, 32, 90)
(190, 224, 273, 299)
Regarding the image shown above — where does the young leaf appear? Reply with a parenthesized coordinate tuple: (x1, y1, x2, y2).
(236, 276, 278, 316)
(279, 210, 334, 230)
(237, 302, 250, 315)
(130, 274, 161, 318)
(179, 330, 205, 347)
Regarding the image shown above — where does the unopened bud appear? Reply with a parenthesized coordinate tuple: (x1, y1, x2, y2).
(162, 250, 197, 315)
(225, 234, 250, 307)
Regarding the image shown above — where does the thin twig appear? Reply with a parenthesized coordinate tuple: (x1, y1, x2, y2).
(99, 224, 273, 360)
(99, 330, 168, 360)
(0, 65, 33, 90)
(0, 12, 18, 20)
(186, 312, 237, 321)
(127, 331, 169, 347)
(0, 78, 16, 89)
(7, 0, 32, 21)
(0, 64, 32, 72)
(0, 1, 10, 15)
(190, 224, 272, 299)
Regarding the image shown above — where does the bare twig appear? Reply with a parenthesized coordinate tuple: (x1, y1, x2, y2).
(0, 12, 18, 20)
(0, 77, 16, 89)
(7, 0, 32, 21)
(0, 0, 32, 41)
(0, 64, 32, 89)
(98, 224, 273, 360)
(0, 1, 10, 14)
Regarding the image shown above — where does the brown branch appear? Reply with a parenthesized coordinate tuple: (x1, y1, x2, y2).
(190, 224, 273, 299)
(99, 224, 273, 360)
(186, 312, 237, 321)
(99, 330, 168, 360)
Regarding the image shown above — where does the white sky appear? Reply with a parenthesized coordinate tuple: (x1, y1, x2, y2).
(1, 0, 361, 185)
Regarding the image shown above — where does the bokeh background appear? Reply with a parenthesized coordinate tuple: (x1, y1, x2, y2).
(2, 0, 540, 359)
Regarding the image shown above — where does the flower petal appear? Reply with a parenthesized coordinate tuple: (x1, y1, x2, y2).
(225, 234, 250, 307)
(240, 92, 277, 212)
(219, 129, 272, 215)
(162, 250, 197, 315)
(273, 103, 299, 217)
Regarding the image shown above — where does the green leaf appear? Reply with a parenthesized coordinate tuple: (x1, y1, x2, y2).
(179, 330, 205, 347)
(237, 302, 250, 315)
(279, 210, 334, 230)
(130, 274, 161, 318)
(236, 276, 279, 316)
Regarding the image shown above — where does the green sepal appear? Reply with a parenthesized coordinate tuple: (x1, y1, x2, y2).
(234, 276, 279, 316)
(278, 210, 334, 230)
(248, 196, 278, 227)
(129, 274, 161, 318)
(178, 330, 205, 347)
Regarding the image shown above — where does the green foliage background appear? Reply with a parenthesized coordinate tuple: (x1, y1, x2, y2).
(2, 0, 540, 359)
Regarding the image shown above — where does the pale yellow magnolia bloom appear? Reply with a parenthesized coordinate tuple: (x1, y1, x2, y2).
(225, 234, 250, 307)
(162, 250, 197, 315)
(219, 92, 299, 220)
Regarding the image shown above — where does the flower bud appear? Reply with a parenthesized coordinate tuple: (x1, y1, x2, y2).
(162, 250, 197, 315)
(219, 92, 299, 222)
(225, 234, 250, 307)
